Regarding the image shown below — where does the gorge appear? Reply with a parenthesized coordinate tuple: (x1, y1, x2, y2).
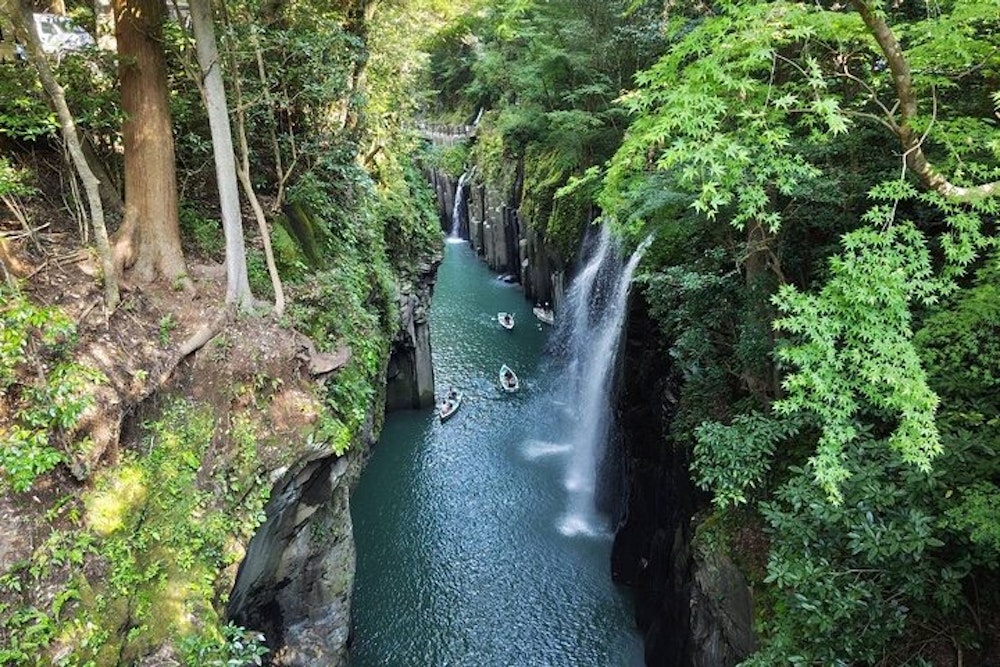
(3, 0, 999, 664)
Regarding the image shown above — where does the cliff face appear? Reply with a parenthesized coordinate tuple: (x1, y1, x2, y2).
(613, 292, 756, 667)
(227, 423, 371, 666)
(229, 260, 441, 664)
(464, 172, 563, 309)
(385, 257, 441, 412)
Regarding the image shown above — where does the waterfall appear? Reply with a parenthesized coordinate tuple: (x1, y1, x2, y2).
(550, 225, 650, 537)
(450, 171, 469, 238)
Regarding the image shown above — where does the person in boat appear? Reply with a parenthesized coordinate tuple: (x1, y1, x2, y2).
(503, 369, 514, 386)
(503, 313, 513, 326)
(447, 387, 458, 401)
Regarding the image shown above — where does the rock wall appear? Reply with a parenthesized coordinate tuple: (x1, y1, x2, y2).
(228, 257, 441, 664)
(426, 168, 456, 235)
(227, 447, 364, 667)
(466, 172, 562, 310)
(612, 291, 756, 666)
(385, 256, 441, 411)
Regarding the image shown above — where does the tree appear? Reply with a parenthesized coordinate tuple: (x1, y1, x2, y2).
(112, 0, 189, 287)
(189, 0, 252, 310)
(4, 0, 119, 307)
(598, 0, 1000, 659)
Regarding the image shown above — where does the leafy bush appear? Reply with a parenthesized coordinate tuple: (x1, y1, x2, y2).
(179, 623, 268, 667)
(422, 142, 470, 178)
(179, 204, 224, 258)
(377, 158, 442, 272)
(1, 287, 103, 492)
(694, 412, 803, 509)
(746, 438, 957, 666)
(0, 66, 56, 141)
(0, 157, 35, 198)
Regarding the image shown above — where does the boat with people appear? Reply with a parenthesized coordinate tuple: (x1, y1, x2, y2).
(499, 364, 520, 392)
(497, 312, 515, 330)
(532, 304, 554, 326)
(438, 388, 463, 421)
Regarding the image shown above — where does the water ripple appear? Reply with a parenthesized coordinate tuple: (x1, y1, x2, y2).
(351, 242, 643, 666)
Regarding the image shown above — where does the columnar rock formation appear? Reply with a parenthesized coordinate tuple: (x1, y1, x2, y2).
(613, 294, 756, 667)
(385, 257, 440, 411)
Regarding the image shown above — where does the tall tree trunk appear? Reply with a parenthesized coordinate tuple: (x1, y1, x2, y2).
(112, 0, 190, 287)
(6, 0, 119, 308)
(224, 23, 285, 315)
(742, 216, 782, 406)
(189, 0, 251, 310)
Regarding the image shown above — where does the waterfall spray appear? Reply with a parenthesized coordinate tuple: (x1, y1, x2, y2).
(551, 226, 651, 537)
(450, 171, 469, 238)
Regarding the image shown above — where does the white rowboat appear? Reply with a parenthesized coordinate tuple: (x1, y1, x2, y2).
(532, 306, 554, 326)
(499, 364, 520, 392)
(439, 391, 463, 421)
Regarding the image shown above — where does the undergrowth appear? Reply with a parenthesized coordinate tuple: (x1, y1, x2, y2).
(0, 285, 104, 493)
(0, 399, 270, 665)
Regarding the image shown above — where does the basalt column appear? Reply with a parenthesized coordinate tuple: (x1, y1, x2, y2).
(385, 257, 440, 411)
(613, 291, 756, 667)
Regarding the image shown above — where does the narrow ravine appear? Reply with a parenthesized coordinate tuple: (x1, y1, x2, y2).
(350, 239, 644, 665)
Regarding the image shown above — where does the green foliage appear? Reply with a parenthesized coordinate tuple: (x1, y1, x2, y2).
(179, 623, 268, 667)
(916, 255, 1000, 398)
(76, 399, 270, 663)
(744, 437, 965, 666)
(179, 204, 224, 258)
(432, 0, 664, 260)
(601, 1, 847, 233)
(640, 242, 776, 445)
(0, 158, 35, 198)
(773, 223, 945, 501)
(290, 253, 394, 441)
(158, 314, 176, 346)
(377, 158, 443, 272)
(1, 287, 103, 492)
(694, 412, 802, 509)
(915, 254, 1000, 566)
(0, 65, 56, 141)
(422, 141, 470, 178)
(946, 482, 1000, 554)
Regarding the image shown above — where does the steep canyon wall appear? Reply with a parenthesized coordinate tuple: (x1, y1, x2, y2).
(228, 262, 440, 665)
(613, 294, 756, 667)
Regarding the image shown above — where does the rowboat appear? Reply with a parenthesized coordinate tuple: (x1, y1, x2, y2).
(438, 390, 463, 421)
(497, 312, 515, 330)
(532, 305, 554, 326)
(499, 364, 520, 392)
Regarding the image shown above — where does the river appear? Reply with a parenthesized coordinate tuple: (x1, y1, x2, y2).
(350, 239, 644, 666)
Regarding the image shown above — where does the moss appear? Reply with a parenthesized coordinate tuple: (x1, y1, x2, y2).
(85, 464, 147, 536)
(279, 202, 327, 269)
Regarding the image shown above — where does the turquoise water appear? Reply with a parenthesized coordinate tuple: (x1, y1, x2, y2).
(351, 240, 643, 666)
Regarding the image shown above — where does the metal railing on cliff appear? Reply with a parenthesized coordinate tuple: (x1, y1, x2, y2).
(414, 120, 476, 143)
(414, 110, 483, 143)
